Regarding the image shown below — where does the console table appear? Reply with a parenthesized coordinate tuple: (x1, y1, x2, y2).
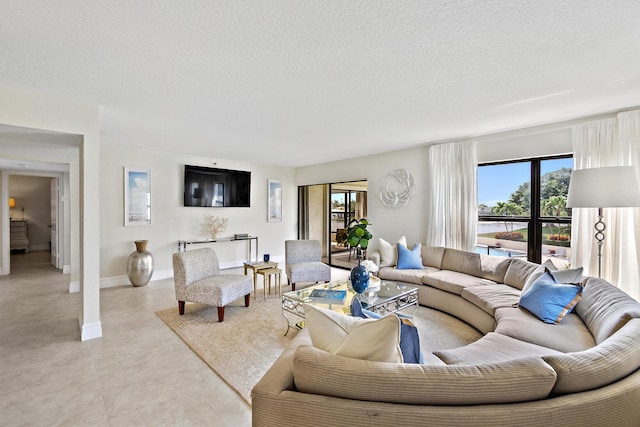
(177, 236, 258, 262)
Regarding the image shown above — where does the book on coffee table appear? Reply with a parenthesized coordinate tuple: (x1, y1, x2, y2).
(308, 289, 347, 305)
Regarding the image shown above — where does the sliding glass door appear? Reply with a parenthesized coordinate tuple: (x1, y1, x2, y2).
(298, 180, 368, 269)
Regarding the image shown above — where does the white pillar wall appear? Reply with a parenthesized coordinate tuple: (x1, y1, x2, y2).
(0, 86, 102, 341)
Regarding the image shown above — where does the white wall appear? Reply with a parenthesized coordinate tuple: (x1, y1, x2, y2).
(296, 124, 576, 250)
(308, 185, 327, 252)
(99, 144, 297, 284)
(296, 145, 429, 250)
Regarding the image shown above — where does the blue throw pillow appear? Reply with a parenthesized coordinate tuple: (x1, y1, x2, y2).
(518, 271, 582, 324)
(396, 243, 423, 270)
(350, 298, 423, 364)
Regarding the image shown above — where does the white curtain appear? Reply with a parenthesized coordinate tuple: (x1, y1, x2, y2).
(571, 111, 640, 300)
(616, 110, 640, 300)
(426, 140, 477, 251)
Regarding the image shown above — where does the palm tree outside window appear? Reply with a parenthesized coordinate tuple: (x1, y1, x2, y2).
(477, 156, 572, 267)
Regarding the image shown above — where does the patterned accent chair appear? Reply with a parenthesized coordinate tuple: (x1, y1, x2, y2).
(285, 240, 331, 291)
(173, 247, 252, 322)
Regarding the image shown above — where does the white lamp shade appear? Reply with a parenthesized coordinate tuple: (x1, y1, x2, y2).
(567, 166, 640, 208)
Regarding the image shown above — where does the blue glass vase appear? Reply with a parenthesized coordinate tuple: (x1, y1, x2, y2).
(350, 255, 369, 294)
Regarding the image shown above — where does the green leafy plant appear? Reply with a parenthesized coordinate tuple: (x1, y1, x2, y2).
(346, 218, 373, 250)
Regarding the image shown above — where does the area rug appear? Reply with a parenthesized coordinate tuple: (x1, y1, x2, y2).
(156, 296, 482, 406)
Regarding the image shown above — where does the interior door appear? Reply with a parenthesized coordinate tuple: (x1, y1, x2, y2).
(50, 178, 59, 268)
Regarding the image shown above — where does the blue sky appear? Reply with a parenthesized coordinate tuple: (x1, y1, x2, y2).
(478, 158, 573, 207)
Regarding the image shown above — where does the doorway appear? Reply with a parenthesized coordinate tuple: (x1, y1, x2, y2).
(3, 162, 68, 276)
(298, 180, 367, 269)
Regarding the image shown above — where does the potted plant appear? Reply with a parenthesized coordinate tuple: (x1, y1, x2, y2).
(346, 218, 373, 254)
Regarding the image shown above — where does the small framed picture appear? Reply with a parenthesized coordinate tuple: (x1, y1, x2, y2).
(268, 179, 282, 222)
(124, 167, 151, 226)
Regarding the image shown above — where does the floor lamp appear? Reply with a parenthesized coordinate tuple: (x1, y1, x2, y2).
(566, 166, 640, 278)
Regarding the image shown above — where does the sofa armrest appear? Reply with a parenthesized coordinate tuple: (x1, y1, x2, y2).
(252, 328, 312, 401)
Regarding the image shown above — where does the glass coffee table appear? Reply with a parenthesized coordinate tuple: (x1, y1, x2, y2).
(281, 278, 419, 335)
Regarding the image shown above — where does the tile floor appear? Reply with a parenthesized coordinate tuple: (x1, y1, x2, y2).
(1, 251, 312, 426)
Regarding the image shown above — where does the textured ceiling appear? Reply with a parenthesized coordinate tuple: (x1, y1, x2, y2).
(1, 1, 639, 167)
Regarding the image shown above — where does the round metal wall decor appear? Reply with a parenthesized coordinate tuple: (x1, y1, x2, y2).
(379, 168, 416, 208)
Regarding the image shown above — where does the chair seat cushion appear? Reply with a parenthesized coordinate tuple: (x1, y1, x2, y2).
(287, 262, 331, 283)
(184, 275, 252, 306)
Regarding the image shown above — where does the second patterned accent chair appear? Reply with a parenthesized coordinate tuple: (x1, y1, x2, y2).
(285, 239, 331, 291)
(173, 247, 252, 322)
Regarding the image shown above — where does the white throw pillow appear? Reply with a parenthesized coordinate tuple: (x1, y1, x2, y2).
(522, 259, 554, 294)
(379, 236, 407, 267)
(303, 304, 403, 363)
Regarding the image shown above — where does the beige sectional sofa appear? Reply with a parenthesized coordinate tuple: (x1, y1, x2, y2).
(252, 246, 640, 427)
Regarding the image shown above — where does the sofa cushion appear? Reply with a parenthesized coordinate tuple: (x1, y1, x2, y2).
(441, 248, 483, 278)
(303, 304, 403, 363)
(378, 236, 406, 267)
(397, 243, 423, 269)
(479, 254, 513, 283)
(461, 284, 522, 316)
(378, 266, 435, 285)
(293, 345, 557, 405)
(518, 271, 582, 324)
(423, 270, 495, 295)
(576, 277, 640, 344)
(422, 245, 445, 269)
(494, 307, 595, 353)
(504, 258, 542, 290)
(543, 318, 640, 395)
(434, 332, 562, 365)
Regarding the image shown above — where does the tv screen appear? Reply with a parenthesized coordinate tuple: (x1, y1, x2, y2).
(183, 165, 251, 207)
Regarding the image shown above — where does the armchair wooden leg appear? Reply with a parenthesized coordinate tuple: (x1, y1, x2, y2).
(178, 301, 185, 315)
(245, 294, 251, 307)
(217, 306, 225, 322)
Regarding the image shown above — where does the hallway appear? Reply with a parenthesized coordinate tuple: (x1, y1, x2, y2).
(0, 252, 251, 426)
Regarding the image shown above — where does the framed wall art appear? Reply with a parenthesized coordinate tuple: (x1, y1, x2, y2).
(267, 179, 282, 222)
(124, 167, 151, 226)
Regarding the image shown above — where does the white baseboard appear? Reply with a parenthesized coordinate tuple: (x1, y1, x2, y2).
(69, 257, 272, 293)
(99, 268, 174, 289)
(69, 281, 79, 293)
(80, 320, 102, 341)
(63, 264, 71, 274)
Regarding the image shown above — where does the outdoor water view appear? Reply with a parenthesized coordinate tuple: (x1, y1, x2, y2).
(477, 157, 573, 268)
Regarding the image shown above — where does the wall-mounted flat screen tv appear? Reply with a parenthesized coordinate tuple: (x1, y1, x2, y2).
(183, 165, 251, 207)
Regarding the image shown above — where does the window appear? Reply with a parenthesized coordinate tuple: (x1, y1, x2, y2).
(477, 155, 572, 268)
